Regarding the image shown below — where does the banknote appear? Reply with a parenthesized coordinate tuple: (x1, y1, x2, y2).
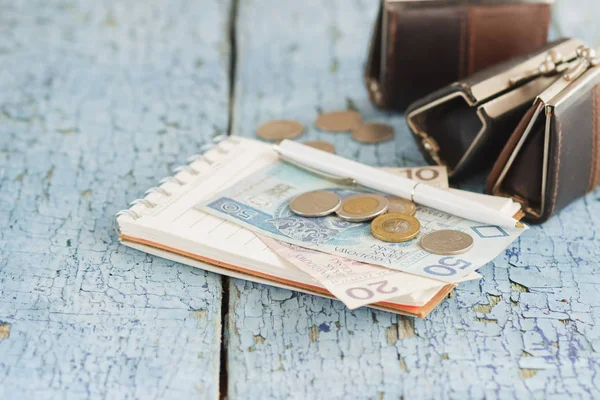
(199, 162, 527, 283)
(260, 235, 481, 309)
(381, 166, 449, 189)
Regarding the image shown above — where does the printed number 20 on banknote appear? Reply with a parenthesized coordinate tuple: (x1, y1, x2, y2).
(199, 162, 525, 283)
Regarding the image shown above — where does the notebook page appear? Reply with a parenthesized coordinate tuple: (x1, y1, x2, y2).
(118, 137, 453, 304)
(118, 137, 296, 278)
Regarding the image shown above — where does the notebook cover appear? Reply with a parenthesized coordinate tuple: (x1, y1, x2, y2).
(120, 234, 454, 318)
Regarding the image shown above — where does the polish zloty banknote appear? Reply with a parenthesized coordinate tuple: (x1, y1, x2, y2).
(199, 162, 527, 283)
(260, 235, 481, 309)
(381, 166, 449, 189)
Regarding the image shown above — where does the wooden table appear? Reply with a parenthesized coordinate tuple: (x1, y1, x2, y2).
(1, 1, 599, 398)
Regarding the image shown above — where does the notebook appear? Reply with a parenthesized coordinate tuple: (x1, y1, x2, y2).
(116, 136, 518, 318)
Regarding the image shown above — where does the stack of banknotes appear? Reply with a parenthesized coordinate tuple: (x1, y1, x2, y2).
(198, 162, 525, 310)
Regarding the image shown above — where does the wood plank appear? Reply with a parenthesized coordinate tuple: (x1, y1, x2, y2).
(228, 0, 600, 398)
(0, 1, 232, 398)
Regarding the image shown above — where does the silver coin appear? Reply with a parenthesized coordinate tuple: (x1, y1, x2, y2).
(289, 190, 341, 217)
(420, 230, 474, 255)
(336, 193, 389, 222)
(386, 197, 417, 216)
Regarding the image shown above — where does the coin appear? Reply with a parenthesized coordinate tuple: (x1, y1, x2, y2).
(387, 197, 417, 216)
(303, 140, 335, 153)
(315, 110, 362, 132)
(302, 140, 335, 153)
(336, 193, 388, 222)
(257, 120, 304, 141)
(289, 190, 341, 217)
(371, 213, 421, 242)
(420, 230, 474, 255)
(352, 123, 394, 143)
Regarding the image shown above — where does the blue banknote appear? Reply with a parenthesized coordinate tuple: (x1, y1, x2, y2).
(199, 162, 526, 283)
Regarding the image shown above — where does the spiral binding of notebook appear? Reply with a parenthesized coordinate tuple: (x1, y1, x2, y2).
(114, 135, 241, 235)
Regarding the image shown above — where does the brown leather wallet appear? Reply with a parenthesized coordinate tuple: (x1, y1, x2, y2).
(406, 39, 585, 179)
(487, 46, 600, 223)
(365, 0, 553, 112)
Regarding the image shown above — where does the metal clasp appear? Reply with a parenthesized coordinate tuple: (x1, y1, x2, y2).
(509, 50, 564, 86)
(564, 46, 600, 82)
(421, 136, 443, 166)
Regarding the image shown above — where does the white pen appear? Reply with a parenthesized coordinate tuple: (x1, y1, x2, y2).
(274, 140, 523, 229)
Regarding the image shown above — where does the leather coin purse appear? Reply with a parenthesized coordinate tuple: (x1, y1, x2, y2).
(405, 38, 585, 179)
(365, 0, 553, 111)
(487, 45, 600, 223)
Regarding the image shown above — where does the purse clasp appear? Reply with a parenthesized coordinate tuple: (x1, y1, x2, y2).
(509, 50, 565, 86)
(563, 46, 600, 82)
(420, 136, 443, 166)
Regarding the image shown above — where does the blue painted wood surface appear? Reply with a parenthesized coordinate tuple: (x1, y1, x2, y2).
(229, 1, 600, 399)
(1, 0, 600, 399)
(0, 1, 232, 398)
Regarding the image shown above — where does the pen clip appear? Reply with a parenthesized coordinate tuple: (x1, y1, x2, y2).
(273, 145, 356, 186)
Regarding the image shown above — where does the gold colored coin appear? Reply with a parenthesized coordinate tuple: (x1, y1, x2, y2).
(303, 140, 335, 153)
(289, 190, 341, 217)
(315, 110, 362, 132)
(336, 194, 388, 222)
(420, 230, 474, 255)
(371, 214, 420, 243)
(352, 123, 394, 143)
(257, 120, 304, 141)
(343, 197, 379, 214)
(387, 197, 417, 216)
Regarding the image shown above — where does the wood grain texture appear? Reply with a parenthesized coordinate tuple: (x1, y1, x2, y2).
(228, 1, 600, 398)
(0, 1, 231, 398)
(3, 0, 600, 399)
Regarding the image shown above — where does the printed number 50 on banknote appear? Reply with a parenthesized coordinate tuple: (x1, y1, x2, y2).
(199, 162, 526, 283)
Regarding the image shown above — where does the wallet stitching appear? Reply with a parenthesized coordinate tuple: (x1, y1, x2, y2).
(551, 118, 563, 218)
